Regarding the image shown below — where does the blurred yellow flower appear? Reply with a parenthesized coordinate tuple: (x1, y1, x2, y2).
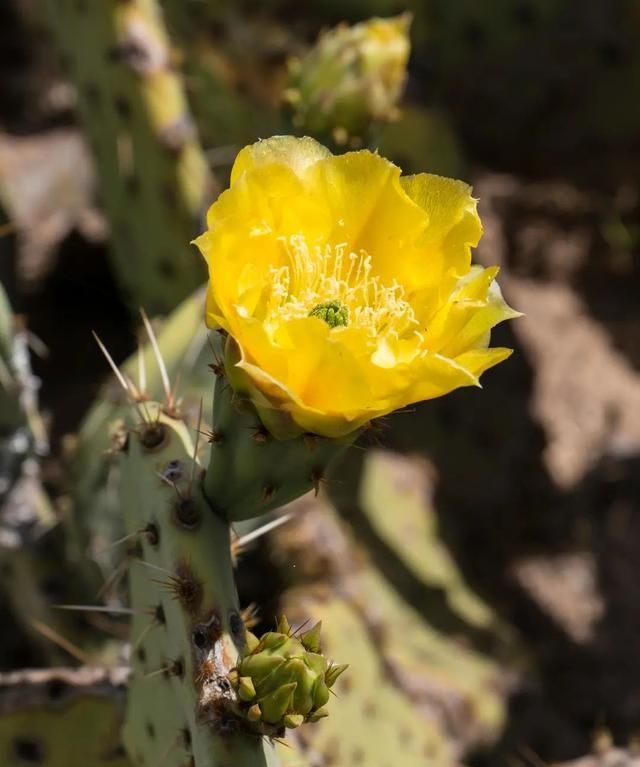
(195, 136, 520, 438)
(286, 14, 411, 144)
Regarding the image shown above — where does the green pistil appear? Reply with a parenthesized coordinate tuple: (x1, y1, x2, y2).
(309, 300, 349, 328)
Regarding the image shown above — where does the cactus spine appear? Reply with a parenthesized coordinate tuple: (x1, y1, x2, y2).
(67, 288, 209, 583)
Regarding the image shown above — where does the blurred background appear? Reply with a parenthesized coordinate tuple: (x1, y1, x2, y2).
(0, 1, 639, 766)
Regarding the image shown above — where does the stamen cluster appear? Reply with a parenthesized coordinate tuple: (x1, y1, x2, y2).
(264, 235, 418, 341)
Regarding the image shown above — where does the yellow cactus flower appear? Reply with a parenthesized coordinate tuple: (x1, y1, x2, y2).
(194, 136, 520, 439)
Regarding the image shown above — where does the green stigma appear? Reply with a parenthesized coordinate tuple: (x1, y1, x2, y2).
(309, 300, 349, 328)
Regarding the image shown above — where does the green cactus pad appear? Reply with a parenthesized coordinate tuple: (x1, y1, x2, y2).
(119, 404, 296, 767)
(0, 667, 131, 767)
(68, 288, 210, 585)
(42, 0, 212, 313)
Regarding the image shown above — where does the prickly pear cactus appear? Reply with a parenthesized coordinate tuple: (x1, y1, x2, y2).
(42, 0, 212, 312)
(0, 520, 114, 665)
(66, 288, 210, 583)
(118, 404, 298, 767)
(0, 667, 131, 767)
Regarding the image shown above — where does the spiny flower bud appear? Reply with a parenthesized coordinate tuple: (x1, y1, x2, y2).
(229, 618, 347, 736)
(285, 14, 412, 145)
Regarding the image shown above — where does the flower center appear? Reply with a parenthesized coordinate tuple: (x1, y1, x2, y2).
(309, 300, 349, 328)
(265, 235, 418, 341)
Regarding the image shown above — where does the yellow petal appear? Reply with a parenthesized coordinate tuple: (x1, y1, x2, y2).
(197, 226, 282, 335)
(208, 161, 320, 232)
(233, 319, 373, 438)
(299, 336, 373, 415)
(234, 316, 370, 417)
(282, 404, 366, 439)
(423, 266, 520, 356)
(304, 151, 438, 292)
(401, 172, 482, 297)
(390, 352, 478, 404)
(442, 284, 521, 358)
(230, 135, 330, 185)
(205, 281, 227, 330)
(454, 347, 513, 377)
(401, 173, 482, 253)
(370, 334, 422, 369)
(192, 137, 519, 438)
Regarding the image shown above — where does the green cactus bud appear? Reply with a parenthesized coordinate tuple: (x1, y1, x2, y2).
(312, 679, 330, 710)
(283, 714, 304, 729)
(286, 14, 412, 145)
(247, 704, 262, 723)
(227, 669, 239, 687)
(283, 659, 315, 715)
(300, 621, 322, 653)
(325, 662, 349, 688)
(307, 707, 329, 723)
(230, 620, 346, 736)
(304, 653, 327, 675)
(245, 630, 260, 653)
(260, 631, 290, 651)
(240, 653, 285, 681)
(238, 676, 257, 702)
(261, 682, 297, 725)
